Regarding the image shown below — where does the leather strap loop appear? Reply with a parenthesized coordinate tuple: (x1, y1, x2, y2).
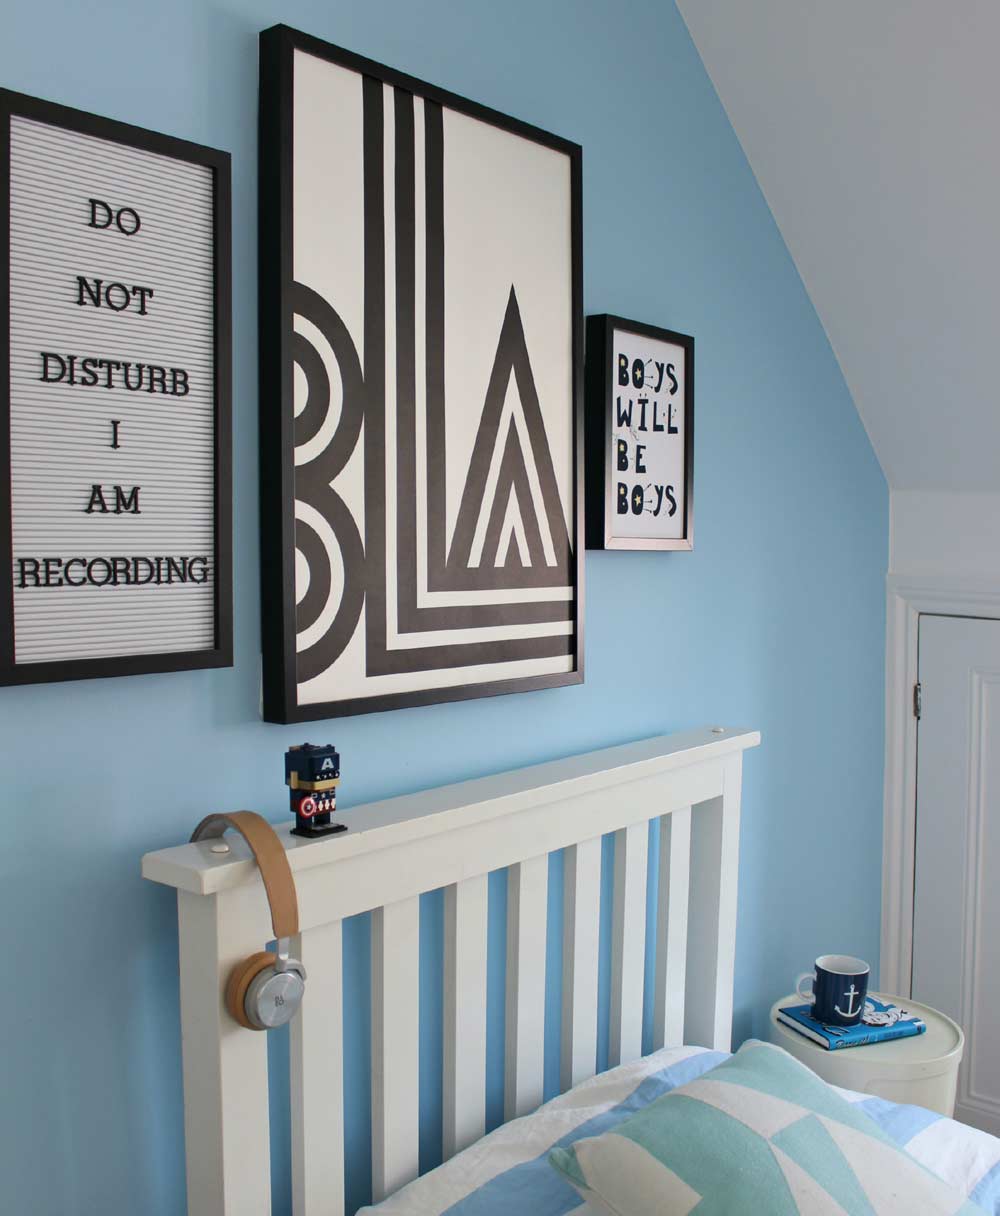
(190, 811, 299, 940)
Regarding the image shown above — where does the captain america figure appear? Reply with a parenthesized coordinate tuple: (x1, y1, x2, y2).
(285, 743, 347, 838)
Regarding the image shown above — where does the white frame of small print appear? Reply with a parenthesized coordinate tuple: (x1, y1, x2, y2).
(585, 314, 694, 551)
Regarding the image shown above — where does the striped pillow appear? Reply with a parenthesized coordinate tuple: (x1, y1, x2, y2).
(549, 1040, 986, 1215)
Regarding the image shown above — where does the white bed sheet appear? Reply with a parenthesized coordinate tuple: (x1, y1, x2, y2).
(359, 1045, 1000, 1215)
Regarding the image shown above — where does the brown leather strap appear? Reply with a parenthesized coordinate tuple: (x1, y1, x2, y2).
(190, 811, 299, 940)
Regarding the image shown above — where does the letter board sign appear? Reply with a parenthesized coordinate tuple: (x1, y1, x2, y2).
(0, 90, 232, 685)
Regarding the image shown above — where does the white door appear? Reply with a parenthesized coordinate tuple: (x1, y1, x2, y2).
(914, 613, 1000, 1134)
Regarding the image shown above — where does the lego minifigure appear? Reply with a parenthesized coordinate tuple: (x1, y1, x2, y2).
(285, 743, 347, 838)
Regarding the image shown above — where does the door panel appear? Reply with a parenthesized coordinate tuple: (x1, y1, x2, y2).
(914, 614, 1000, 1134)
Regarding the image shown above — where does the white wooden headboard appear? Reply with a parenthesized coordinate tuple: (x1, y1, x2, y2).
(142, 725, 759, 1216)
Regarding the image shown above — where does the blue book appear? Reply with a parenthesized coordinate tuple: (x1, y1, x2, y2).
(777, 997, 926, 1050)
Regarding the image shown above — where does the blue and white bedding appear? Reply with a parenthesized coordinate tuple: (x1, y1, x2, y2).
(359, 1046, 1000, 1215)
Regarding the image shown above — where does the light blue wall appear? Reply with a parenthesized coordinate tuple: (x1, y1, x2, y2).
(0, 2, 887, 1213)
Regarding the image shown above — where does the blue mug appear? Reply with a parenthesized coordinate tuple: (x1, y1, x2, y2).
(796, 954, 870, 1026)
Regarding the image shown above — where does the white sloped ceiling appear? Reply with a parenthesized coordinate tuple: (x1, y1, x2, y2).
(678, 0, 1000, 491)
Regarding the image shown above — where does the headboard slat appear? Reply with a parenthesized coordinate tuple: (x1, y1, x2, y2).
(371, 898, 421, 1202)
(652, 807, 693, 1051)
(684, 753, 743, 1049)
(609, 822, 650, 1066)
(504, 855, 548, 1119)
(560, 837, 602, 1091)
(291, 918, 345, 1216)
(443, 875, 489, 1159)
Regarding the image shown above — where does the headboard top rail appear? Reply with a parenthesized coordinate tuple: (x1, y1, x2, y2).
(142, 726, 758, 897)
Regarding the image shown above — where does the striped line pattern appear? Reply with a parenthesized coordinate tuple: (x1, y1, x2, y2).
(289, 52, 577, 709)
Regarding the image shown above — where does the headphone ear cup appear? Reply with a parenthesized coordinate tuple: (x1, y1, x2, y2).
(225, 952, 276, 1030)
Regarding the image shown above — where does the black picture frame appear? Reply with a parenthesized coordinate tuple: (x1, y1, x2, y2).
(585, 314, 694, 552)
(0, 88, 233, 687)
(259, 25, 584, 723)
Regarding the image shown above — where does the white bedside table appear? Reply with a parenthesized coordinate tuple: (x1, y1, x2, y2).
(769, 992, 964, 1116)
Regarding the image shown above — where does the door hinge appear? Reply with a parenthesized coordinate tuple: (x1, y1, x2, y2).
(913, 681, 922, 720)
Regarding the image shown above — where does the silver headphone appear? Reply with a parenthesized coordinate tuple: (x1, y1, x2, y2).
(241, 942, 307, 1030)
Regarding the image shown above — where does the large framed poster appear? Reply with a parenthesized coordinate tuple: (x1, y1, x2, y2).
(584, 315, 694, 552)
(0, 89, 232, 686)
(259, 26, 583, 722)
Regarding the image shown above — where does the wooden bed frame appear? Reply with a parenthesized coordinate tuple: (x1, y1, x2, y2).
(142, 725, 759, 1215)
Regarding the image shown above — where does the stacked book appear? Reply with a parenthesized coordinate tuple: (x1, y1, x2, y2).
(778, 996, 926, 1050)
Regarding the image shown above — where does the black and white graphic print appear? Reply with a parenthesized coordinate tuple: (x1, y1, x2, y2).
(261, 40, 582, 719)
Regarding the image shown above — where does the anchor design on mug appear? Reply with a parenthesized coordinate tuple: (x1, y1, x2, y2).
(834, 983, 863, 1020)
(796, 955, 870, 1026)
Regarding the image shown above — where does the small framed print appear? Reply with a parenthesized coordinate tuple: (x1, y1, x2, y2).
(584, 314, 693, 551)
